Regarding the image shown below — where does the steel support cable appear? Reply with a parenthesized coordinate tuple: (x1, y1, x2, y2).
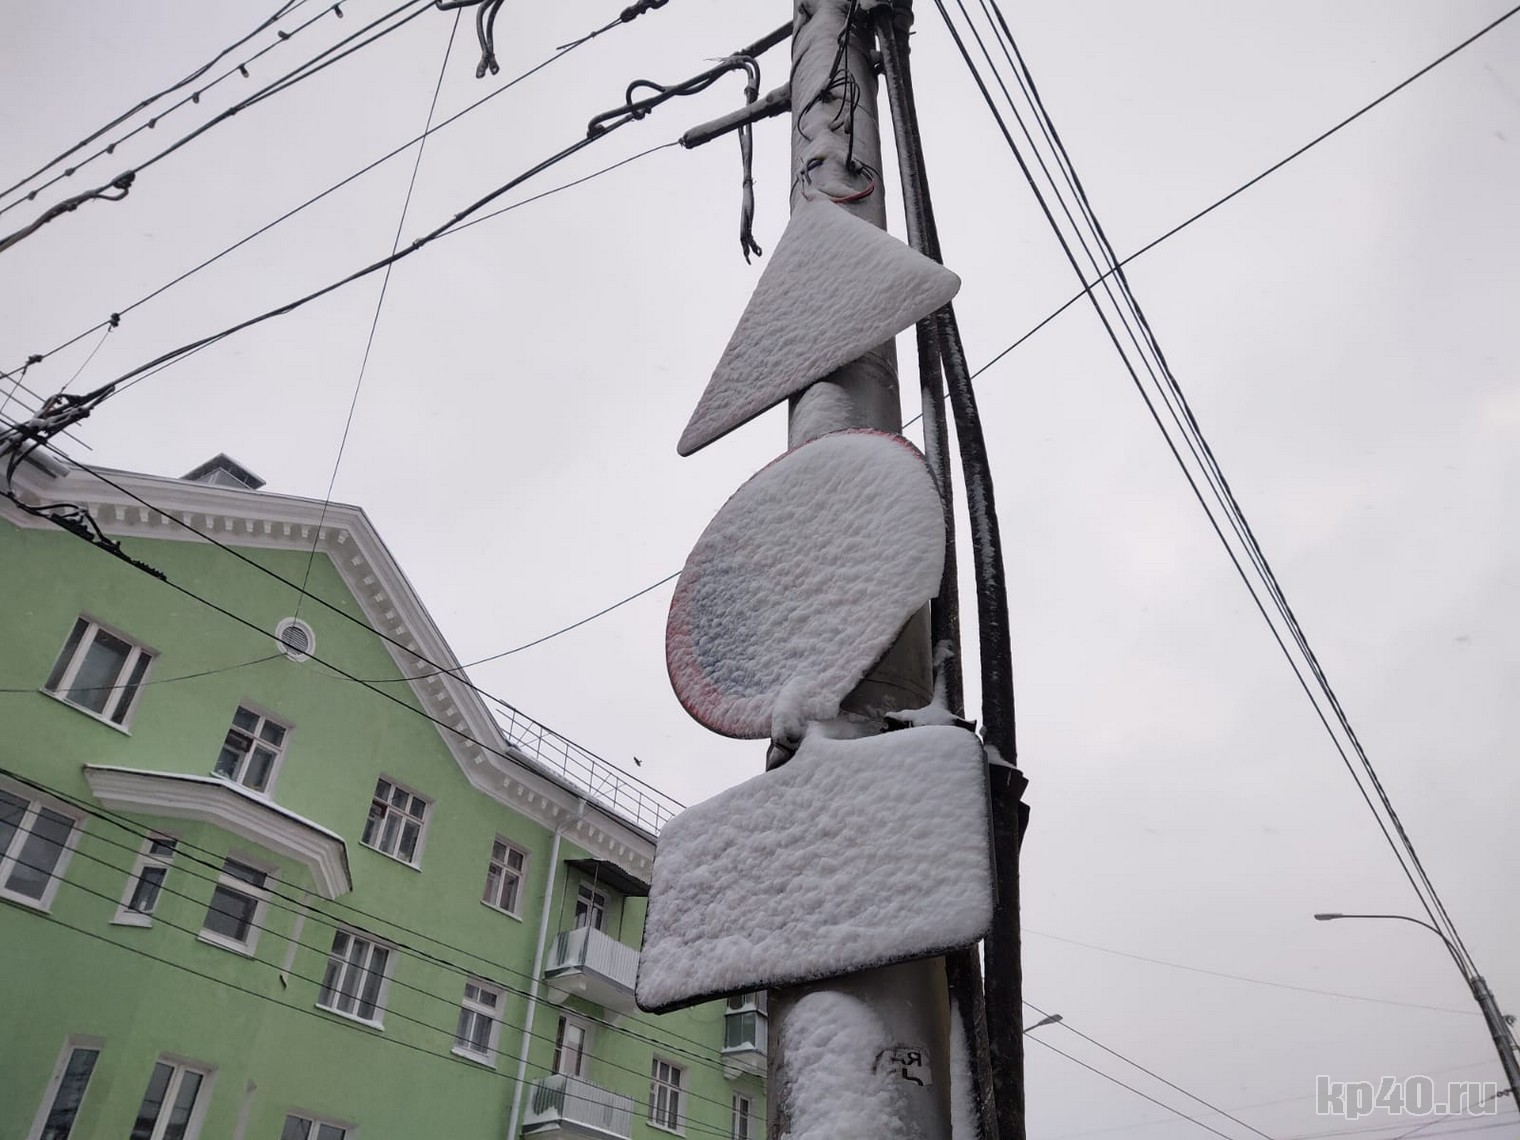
(0, 0, 431, 238)
(292, 8, 461, 623)
(876, 13, 1023, 1140)
(0, 0, 311, 208)
(6, 440, 682, 814)
(0, 3, 685, 388)
(1024, 1001, 1275, 1140)
(970, 0, 1488, 973)
(0, 771, 759, 1097)
(931, 0, 1455, 951)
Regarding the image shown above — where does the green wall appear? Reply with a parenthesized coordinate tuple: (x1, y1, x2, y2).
(0, 517, 763, 1140)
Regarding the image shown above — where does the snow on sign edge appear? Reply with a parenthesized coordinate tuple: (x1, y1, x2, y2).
(636, 725, 993, 1013)
(665, 430, 946, 740)
(677, 197, 962, 456)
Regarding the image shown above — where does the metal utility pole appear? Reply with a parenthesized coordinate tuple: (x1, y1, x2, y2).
(766, 3, 952, 1138)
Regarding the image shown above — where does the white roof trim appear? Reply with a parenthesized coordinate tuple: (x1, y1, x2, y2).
(83, 765, 353, 899)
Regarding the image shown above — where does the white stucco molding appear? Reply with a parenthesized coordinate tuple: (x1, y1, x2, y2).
(83, 765, 353, 899)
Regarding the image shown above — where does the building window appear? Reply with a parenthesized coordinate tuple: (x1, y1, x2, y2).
(731, 1095, 752, 1140)
(0, 784, 82, 909)
(213, 706, 288, 793)
(199, 857, 272, 953)
(724, 992, 767, 1053)
(482, 839, 526, 916)
(28, 1039, 100, 1140)
(573, 882, 607, 932)
(453, 979, 502, 1064)
(552, 1016, 588, 1077)
(317, 929, 392, 1025)
(43, 616, 154, 727)
(360, 778, 428, 865)
(115, 836, 177, 925)
(129, 1059, 209, 1140)
(279, 1114, 347, 1140)
(649, 1058, 684, 1133)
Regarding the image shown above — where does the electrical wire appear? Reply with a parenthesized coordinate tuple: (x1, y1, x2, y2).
(931, 0, 1511, 978)
(1024, 1032, 1243, 1140)
(0, 0, 431, 236)
(0, 773, 761, 1109)
(0, 0, 310, 207)
(0, 0, 678, 381)
(293, 7, 460, 622)
(6, 443, 681, 817)
(1022, 928, 1475, 1017)
(0, 655, 281, 695)
(1026, 1001, 1274, 1140)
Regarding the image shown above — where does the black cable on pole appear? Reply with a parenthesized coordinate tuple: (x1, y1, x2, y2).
(876, 11, 1024, 1140)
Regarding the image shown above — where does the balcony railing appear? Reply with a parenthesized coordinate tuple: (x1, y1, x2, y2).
(523, 1074, 634, 1139)
(494, 705, 682, 836)
(544, 925, 640, 1015)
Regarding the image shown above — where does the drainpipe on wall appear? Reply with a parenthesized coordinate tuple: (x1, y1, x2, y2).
(505, 797, 588, 1140)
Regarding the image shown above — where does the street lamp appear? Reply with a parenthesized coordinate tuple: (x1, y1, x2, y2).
(1023, 1013, 1062, 1033)
(1313, 912, 1520, 1107)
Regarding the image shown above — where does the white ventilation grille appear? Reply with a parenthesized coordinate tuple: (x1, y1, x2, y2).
(275, 618, 314, 662)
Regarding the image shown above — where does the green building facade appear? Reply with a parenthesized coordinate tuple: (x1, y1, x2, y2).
(1, 454, 764, 1140)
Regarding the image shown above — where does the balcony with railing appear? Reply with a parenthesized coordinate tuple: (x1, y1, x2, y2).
(544, 925, 640, 1016)
(522, 1074, 634, 1139)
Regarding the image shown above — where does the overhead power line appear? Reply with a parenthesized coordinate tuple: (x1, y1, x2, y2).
(0, 0, 681, 382)
(0, 0, 312, 208)
(932, 0, 1518, 979)
(0, 0, 432, 245)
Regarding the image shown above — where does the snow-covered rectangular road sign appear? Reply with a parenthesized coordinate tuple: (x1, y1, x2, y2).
(636, 725, 993, 1013)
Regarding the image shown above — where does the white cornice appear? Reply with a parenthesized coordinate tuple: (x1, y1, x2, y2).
(84, 765, 353, 899)
(9, 463, 661, 876)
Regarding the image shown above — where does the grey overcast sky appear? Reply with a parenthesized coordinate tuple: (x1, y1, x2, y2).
(3, 2, 1518, 1137)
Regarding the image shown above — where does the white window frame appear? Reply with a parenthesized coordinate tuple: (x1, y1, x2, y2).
(212, 704, 291, 795)
(42, 615, 155, 730)
(731, 1094, 753, 1140)
(129, 1056, 214, 1140)
(198, 854, 274, 955)
(360, 777, 429, 867)
(279, 1111, 351, 1140)
(723, 992, 767, 1054)
(0, 778, 85, 911)
(551, 1014, 591, 1078)
(113, 833, 178, 927)
(25, 1035, 103, 1140)
(481, 837, 527, 918)
(452, 978, 503, 1065)
(649, 1057, 685, 1135)
(316, 928, 394, 1027)
(573, 882, 608, 932)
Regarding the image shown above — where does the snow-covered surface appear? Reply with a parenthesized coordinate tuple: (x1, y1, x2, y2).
(948, 1005, 977, 1140)
(636, 726, 993, 1012)
(677, 198, 960, 456)
(666, 430, 946, 740)
(777, 991, 914, 1140)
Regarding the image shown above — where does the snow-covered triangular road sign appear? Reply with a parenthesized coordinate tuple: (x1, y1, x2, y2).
(677, 198, 960, 456)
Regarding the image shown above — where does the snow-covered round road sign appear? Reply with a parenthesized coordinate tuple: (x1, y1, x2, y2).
(666, 430, 945, 741)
